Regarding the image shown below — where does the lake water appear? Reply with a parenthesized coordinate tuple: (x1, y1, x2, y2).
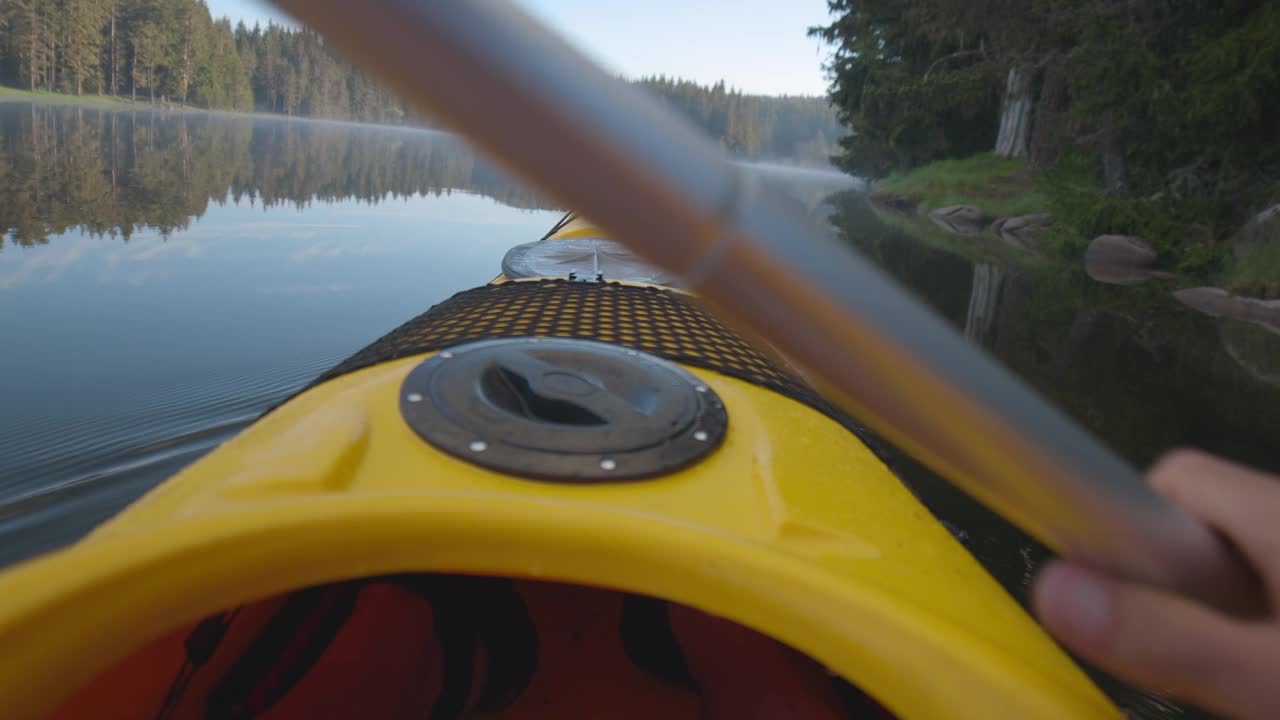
(3, 102, 1277, 718)
(0, 103, 858, 565)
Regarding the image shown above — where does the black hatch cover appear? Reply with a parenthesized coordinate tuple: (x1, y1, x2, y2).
(399, 338, 728, 482)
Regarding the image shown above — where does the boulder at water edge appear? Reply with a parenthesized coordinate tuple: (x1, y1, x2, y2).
(927, 205, 993, 236)
(1085, 235, 1158, 266)
(1173, 287, 1280, 334)
(1084, 235, 1169, 286)
(991, 213, 1052, 251)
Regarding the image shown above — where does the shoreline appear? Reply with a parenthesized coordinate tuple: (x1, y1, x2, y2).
(0, 85, 845, 174)
(866, 153, 1279, 297)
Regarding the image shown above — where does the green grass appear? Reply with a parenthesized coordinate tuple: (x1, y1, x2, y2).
(874, 151, 1252, 275)
(0, 85, 136, 107)
(868, 151, 1072, 261)
(1221, 238, 1280, 298)
(874, 153, 1052, 218)
(1038, 152, 1226, 270)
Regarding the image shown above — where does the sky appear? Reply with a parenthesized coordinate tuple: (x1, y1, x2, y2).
(205, 0, 835, 97)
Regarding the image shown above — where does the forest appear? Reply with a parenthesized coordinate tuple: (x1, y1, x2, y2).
(812, 0, 1280, 264)
(0, 0, 404, 122)
(0, 0, 843, 162)
(637, 76, 842, 164)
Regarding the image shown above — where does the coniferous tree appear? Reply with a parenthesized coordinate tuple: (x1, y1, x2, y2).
(61, 0, 106, 95)
(812, 0, 1280, 247)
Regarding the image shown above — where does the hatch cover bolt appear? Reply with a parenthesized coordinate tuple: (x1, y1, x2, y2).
(407, 393, 424, 403)
(600, 458, 617, 471)
(469, 440, 489, 453)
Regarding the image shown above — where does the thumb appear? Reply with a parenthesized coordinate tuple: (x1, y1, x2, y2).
(1034, 561, 1280, 720)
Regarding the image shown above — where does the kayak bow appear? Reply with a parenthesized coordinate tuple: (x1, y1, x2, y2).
(0, 218, 1117, 719)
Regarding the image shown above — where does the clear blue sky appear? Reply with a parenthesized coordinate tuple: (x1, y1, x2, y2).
(205, 0, 835, 97)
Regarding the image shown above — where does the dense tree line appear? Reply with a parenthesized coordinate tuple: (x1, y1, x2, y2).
(0, 105, 547, 247)
(812, 0, 1280, 237)
(0, 0, 404, 121)
(638, 76, 843, 164)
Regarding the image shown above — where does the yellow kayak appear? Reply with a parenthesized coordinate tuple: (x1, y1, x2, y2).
(0, 216, 1119, 719)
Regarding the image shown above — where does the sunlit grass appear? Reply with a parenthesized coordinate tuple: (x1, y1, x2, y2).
(874, 152, 1052, 217)
(0, 85, 131, 107)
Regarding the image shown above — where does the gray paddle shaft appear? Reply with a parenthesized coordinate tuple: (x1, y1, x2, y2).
(268, 0, 1258, 611)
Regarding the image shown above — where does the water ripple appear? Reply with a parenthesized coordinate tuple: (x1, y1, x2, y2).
(0, 347, 352, 567)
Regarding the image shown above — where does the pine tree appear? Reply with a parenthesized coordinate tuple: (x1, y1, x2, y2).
(8, 0, 42, 91)
(61, 0, 106, 96)
(107, 0, 118, 96)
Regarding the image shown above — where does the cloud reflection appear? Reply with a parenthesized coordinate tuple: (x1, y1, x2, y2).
(258, 283, 355, 295)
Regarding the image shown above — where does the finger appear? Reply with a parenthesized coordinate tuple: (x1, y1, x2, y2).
(1149, 449, 1280, 583)
(1034, 561, 1280, 720)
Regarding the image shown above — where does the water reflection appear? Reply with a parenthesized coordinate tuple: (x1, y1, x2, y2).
(0, 103, 576, 566)
(828, 190, 1280, 719)
(831, 191, 1280, 473)
(0, 104, 858, 248)
(0, 104, 549, 247)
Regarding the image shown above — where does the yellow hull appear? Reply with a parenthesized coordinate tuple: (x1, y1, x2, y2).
(0, 220, 1118, 719)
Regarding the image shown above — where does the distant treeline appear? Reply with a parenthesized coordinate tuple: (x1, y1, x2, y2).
(0, 0, 405, 122)
(0, 1, 843, 162)
(637, 76, 843, 164)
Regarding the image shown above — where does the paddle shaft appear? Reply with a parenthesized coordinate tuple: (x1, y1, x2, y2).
(266, 0, 1260, 612)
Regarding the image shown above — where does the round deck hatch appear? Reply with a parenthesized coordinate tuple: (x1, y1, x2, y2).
(400, 338, 727, 482)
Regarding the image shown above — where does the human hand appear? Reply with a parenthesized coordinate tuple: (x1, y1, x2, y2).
(1033, 450, 1280, 719)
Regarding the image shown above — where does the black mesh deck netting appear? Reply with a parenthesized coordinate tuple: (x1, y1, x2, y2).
(306, 279, 869, 441)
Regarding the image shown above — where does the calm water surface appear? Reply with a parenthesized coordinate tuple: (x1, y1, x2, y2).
(0, 105, 564, 563)
(3, 102, 1277, 718)
(0, 103, 854, 565)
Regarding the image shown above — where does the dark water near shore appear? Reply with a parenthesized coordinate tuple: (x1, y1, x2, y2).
(828, 194, 1280, 719)
(3, 102, 1277, 718)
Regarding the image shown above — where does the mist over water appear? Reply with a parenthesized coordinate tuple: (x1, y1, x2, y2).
(737, 159, 865, 188)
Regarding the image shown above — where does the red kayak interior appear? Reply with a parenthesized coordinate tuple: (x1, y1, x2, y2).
(56, 575, 896, 719)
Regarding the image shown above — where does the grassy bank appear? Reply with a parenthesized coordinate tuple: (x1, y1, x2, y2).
(873, 154, 1050, 218)
(1219, 213, 1280, 297)
(0, 86, 134, 107)
(868, 200, 1044, 268)
(870, 153, 1083, 266)
(870, 152, 1278, 286)
(1223, 244, 1280, 297)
